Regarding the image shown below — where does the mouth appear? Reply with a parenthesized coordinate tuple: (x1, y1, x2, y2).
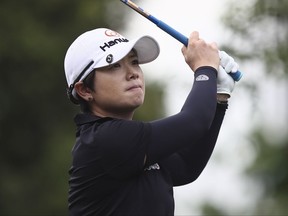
(126, 84, 142, 91)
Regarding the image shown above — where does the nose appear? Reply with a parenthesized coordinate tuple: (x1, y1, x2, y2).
(126, 66, 139, 80)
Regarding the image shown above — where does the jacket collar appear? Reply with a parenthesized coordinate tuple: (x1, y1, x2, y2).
(74, 113, 112, 126)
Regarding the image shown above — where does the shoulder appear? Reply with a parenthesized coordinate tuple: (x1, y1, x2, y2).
(75, 113, 152, 146)
(97, 119, 151, 141)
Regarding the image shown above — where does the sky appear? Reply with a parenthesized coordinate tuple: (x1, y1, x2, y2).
(122, 0, 287, 215)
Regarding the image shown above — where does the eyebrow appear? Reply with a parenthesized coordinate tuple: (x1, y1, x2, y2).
(128, 49, 138, 58)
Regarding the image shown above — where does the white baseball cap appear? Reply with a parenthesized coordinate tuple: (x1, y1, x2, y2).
(64, 28, 160, 104)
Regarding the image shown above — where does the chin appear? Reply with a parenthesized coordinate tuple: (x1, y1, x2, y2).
(131, 100, 144, 110)
(132, 101, 144, 108)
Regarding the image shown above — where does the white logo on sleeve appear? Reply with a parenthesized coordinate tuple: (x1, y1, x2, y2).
(196, 74, 209, 81)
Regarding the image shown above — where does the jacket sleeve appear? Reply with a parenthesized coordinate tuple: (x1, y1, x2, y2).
(146, 66, 218, 166)
(160, 103, 228, 186)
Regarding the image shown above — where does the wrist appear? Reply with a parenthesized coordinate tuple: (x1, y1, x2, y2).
(195, 66, 218, 76)
(217, 93, 229, 104)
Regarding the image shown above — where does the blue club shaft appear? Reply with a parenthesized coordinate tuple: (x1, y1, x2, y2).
(121, 0, 243, 81)
(149, 15, 189, 46)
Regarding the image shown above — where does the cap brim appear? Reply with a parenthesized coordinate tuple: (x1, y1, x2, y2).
(132, 36, 160, 64)
(93, 35, 160, 70)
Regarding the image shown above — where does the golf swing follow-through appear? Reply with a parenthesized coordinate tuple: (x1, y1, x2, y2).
(120, 0, 243, 82)
(64, 1, 242, 215)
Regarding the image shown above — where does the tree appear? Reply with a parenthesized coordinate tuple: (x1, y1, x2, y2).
(0, 0, 165, 214)
(200, 0, 288, 215)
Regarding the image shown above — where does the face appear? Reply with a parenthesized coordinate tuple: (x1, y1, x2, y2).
(89, 50, 145, 118)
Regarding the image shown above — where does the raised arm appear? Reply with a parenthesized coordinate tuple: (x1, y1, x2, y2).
(145, 31, 220, 166)
(162, 103, 228, 186)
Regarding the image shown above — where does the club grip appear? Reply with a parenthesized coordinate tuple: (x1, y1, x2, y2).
(149, 15, 243, 81)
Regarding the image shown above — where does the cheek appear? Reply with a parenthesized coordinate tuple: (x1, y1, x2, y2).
(94, 82, 116, 97)
(93, 75, 121, 98)
(142, 78, 145, 96)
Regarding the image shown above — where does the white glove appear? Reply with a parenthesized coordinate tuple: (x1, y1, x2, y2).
(217, 51, 239, 97)
(219, 51, 239, 73)
(217, 66, 235, 97)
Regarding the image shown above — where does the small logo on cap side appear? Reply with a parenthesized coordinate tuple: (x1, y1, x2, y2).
(105, 30, 120, 37)
(106, 54, 113, 64)
(196, 74, 209, 81)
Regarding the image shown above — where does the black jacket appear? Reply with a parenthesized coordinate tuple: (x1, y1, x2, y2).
(68, 67, 228, 216)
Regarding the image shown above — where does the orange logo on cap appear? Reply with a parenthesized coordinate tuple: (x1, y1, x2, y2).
(105, 30, 121, 37)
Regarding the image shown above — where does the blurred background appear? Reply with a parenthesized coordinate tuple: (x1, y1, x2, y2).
(0, 0, 287, 215)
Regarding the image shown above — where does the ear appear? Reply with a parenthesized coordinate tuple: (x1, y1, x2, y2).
(74, 82, 93, 102)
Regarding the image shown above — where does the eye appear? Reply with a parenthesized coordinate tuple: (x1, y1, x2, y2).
(108, 63, 120, 70)
(132, 59, 139, 65)
(113, 63, 121, 68)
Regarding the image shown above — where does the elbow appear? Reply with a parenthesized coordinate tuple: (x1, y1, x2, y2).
(188, 162, 209, 183)
(191, 169, 205, 182)
(174, 169, 204, 186)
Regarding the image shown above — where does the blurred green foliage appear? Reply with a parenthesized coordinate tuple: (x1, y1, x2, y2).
(200, 0, 288, 215)
(0, 0, 164, 215)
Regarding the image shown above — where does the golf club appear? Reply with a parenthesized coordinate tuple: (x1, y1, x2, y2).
(120, 0, 243, 81)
